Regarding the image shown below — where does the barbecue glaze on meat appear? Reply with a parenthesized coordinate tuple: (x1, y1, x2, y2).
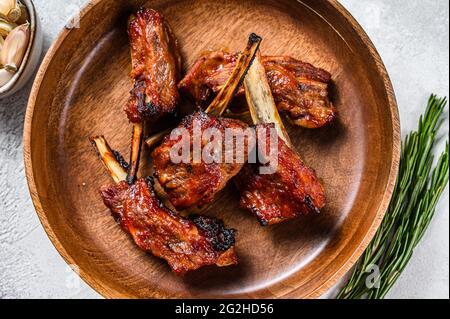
(179, 50, 336, 128)
(152, 111, 252, 210)
(235, 124, 326, 226)
(125, 8, 181, 123)
(101, 177, 237, 275)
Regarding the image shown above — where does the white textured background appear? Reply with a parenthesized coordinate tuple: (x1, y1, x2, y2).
(0, 0, 448, 299)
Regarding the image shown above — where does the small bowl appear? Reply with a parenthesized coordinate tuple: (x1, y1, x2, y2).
(0, 0, 43, 99)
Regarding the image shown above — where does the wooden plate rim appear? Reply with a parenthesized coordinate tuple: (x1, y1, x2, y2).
(23, 0, 401, 299)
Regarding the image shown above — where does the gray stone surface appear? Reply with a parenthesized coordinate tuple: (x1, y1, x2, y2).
(0, 0, 448, 299)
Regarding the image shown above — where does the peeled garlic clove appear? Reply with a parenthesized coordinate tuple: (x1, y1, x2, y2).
(0, 22, 29, 70)
(0, 67, 14, 87)
(0, 0, 21, 23)
(0, 18, 16, 37)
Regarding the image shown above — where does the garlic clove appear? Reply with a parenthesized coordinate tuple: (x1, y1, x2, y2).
(16, 1, 28, 24)
(0, 18, 16, 37)
(0, 22, 29, 70)
(0, 35, 4, 52)
(0, 0, 22, 23)
(3, 62, 16, 72)
(0, 67, 14, 87)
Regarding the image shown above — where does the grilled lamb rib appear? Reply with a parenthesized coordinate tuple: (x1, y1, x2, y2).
(179, 50, 336, 128)
(101, 177, 237, 275)
(234, 53, 326, 225)
(124, 8, 182, 184)
(91, 136, 237, 275)
(125, 7, 181, 123)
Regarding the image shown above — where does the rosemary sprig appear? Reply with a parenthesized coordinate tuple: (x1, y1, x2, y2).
(337, 95, 449, 299)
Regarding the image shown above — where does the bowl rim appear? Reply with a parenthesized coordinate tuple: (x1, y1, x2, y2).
(0, 0, 38, 95)
(23, 0, 401, 299)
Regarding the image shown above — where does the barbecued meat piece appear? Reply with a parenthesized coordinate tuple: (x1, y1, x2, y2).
(235, 124, 326, 226)
(179, 50, 336, 128)
(101, 177, 237, 275)
(125, 8, 181, 123)
(152, 111, 253, 210)
(263, 56, 335, 128)
(178, 51, 239, 106)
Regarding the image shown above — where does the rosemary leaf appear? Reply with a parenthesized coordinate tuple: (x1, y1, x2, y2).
(337, 95, 449, 299)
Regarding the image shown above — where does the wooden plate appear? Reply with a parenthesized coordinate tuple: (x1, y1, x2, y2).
(24, 0, 400, 299)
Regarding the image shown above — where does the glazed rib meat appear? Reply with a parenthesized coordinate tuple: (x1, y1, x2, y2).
(125, 8, 181, 123)
(101, 177, 237, 275)
(234, 52, 326, 225)
(90, 136, 237, 275)
(178, 51, 239, 107)
(179, 50, 336, 128)
(263, 56, 335, 128)
(152, 111, 252, 209)
(235, 124, 326, 225)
